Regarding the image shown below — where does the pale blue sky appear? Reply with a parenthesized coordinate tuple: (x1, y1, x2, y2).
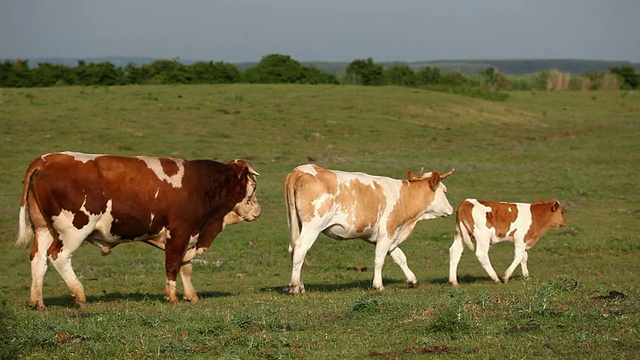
(1, 0, 638, 62)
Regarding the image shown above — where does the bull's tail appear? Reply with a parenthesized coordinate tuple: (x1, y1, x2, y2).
(16, 157, 44, 249)
(284, 172, 301, 255)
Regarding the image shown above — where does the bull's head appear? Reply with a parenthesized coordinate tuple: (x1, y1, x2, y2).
(224, 160, 262, 227)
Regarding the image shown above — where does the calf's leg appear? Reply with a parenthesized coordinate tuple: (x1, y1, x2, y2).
(474, 237, 501, 283)
(520, 250, 530, 278)
(503, 241, 527, 283)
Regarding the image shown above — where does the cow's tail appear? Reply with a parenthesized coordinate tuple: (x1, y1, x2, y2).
(457, 220, 475, 251)
(16, 158, 43, 249)
(284, 172, 301, 255)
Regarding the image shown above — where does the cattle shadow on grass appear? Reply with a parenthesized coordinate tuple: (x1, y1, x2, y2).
(429, 274, 522, 285)
(259, 278, 410, 294)
(43, 290, 234, 308)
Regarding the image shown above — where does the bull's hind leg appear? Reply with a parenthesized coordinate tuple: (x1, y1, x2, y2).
(48, 230, 91, 306)
(47, 220, 99, 307)
(288, 228, 320, 294)
(388, 247, 418, 287)
(29, 228, 55, 309)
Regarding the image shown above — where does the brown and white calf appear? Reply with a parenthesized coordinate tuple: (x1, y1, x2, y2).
(16, 152, 261, 309)
(285, 164, 454, 293)
(448, 199, 566, 285)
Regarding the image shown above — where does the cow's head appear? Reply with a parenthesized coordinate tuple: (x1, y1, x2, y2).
(536, 199, 567, 229)
(411, 168, 455, 219)
(224, 160, 261, 226)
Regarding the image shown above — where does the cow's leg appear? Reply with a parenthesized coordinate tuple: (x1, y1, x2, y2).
(372, 240, 394, 291)
(288, 227, 319, 294)
(48, 229, 91, 306)
(520, 250, 530, 279)
(503, 241, 527, 283)
(29, 228, 54, 310)
(388, 247, 418, 287)
(448, 229, 465, 286)
(474, 237, 501, 283)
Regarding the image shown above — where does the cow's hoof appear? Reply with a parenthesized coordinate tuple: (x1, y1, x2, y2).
(184, 295, 199, 303)
(373, 285, 386, 291)
(407, 281, 419, 288)
(74, 301, 86, 309)
(29, 301, 46, 311)
(288, 284, 305, 294)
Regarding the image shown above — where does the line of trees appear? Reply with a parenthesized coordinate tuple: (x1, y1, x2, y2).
(1, 54, 638, 91)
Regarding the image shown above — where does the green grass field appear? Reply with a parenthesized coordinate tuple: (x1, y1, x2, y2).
(1, 85, 639, 359)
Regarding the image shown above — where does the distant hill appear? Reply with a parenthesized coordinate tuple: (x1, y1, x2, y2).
(5, 56, 639, 75)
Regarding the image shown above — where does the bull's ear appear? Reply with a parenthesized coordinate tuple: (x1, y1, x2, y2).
(407, 170, 419, 180)
(551, 200, 560, 212)
(428, 172, 441, 191)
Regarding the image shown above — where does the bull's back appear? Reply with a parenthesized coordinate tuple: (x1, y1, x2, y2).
(28, 153, 194, 238)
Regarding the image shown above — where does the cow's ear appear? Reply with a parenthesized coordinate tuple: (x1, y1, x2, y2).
(407, 170, 419, 180)
(428, 172, 441, 191)
(551, 200, 560, 212)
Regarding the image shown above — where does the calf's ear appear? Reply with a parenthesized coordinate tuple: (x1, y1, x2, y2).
(535, 198, 544, 204)
(551, 200, 561, 212)
(407, 170, 419, 180)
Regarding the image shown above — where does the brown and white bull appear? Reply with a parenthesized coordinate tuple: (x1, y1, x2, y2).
(285, 164, 454, 293)
(448, 199, 566, 286)
(16, 151, 261, 309)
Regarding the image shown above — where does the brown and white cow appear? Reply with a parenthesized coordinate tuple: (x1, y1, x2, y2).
(285, 164, 454, 293)
(448, 199, 566, 286)
(16, 151, 261, 309)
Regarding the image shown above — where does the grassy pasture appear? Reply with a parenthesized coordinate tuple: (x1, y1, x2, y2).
(0, 85, 639, 359)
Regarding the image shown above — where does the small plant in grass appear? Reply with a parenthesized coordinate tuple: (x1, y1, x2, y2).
(428, 290, 472, 334)
(351, 295, 383, 314)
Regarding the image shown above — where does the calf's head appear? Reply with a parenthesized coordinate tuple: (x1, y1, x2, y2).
(536, 198, 567, 229)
